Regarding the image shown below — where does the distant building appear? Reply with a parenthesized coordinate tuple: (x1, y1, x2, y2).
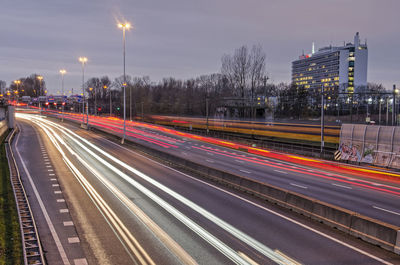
(292, 32, 368, 98)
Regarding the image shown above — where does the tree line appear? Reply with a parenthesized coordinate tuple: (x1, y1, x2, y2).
(1, 45, 389, 120)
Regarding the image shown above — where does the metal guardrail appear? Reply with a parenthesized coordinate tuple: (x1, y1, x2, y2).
(5, 127, 45, 265)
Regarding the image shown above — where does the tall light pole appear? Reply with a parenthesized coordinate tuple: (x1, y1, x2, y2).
(118, 22, 131, 143)
(379, 98, 384, 125)
(104, 85, 112, 116)
(37, 76, 43, 115)
(79, 57, 88, 126)
(59, 69, 66, 122)
(321, 86, 325, 153)
(394, 85, 399, 126)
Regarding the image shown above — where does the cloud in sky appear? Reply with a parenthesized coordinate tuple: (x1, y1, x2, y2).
(1, 0, 399, 93)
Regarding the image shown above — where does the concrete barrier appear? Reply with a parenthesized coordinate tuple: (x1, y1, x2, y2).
(350, 214, 400, 253)
(47, 115, 400, 255)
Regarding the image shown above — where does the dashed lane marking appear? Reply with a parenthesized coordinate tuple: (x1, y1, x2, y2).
(290, 183, 308, 189)
(74, 258, 88, 265)
(372, 206, 400, 216)
(332, 183, 352, 189)
(68, 237, 80, 244)
(59, 209, 69, 213)
(57, 199, 65, 203)
(274, 170, 288, 175)
(63, 221, 74, 227)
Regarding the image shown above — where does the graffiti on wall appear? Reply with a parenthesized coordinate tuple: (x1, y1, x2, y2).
(339, 141, 361, 162)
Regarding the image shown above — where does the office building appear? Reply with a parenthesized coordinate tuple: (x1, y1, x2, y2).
(292, 32, 368, 97)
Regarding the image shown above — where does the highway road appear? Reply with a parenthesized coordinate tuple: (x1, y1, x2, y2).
(38, 110, 400, 227)
(13, 112, 400, 264)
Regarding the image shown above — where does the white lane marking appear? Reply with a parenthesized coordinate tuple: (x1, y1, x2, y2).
(45, 162, 51, 164)
(42, 116, 392, 265)
(274, 170, 288, 175)
(57, 199, 65, 203)
(46, 165, 52, 168)
(68, 237, 80, 244)
(332, 183, 352, 190)
(239, 169, 251, 174)
(63, 221, 74, 227)
(74, 258, 88, 265)
(235, 160, 244, 163)
(14, 132, 71, 265)
(50, 178, 57, 181)
(237, 251, 259, 265)
(372, 206, 400, 216)
(54, 191, 62, 194)
(49, 173, 56, 176)
(206, 159, 214, 163)
(207, 152, 214, 156)
(274, 250, 302, 265)
(48, 169, 54, 172)
(60, 209, 69, 213)
(290, 183, 308, 189)
(181, 152, 187, 155)
(52, 184, 60, 187)
(372, 183, 383, 186)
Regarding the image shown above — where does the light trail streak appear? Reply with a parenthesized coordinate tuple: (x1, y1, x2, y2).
(19, 113, 294, 265)
(192, 146, 400, 197)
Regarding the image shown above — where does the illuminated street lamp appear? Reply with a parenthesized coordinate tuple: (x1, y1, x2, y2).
(79, 57, 88, 126)
(59, 69, 66, 122)
(14, 80, 21, 104)
(37, 76, 44, 115)
(104, 85, 112, 116)
(118, 22, 131, 143)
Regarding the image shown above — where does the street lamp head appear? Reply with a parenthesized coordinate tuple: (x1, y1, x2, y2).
(14, 80, 21, 84)
(103, 85, 108, 89)
(59, 69, 67, 75)
(79, 57, 88, 63)
(118, 22, 131, 30)
(395, 89, 399, 94)
(37, 76, 43, 81)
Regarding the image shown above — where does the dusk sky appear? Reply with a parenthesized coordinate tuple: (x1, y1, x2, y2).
(1, 0, 399, 94)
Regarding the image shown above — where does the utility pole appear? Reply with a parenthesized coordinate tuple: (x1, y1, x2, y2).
(206, 97, 209, 134)
(393, 84, 396, 126)
(321, 86, 325, 153)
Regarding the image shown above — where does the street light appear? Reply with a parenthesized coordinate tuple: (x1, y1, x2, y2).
(14, 80, 21, 103)
(59, 69, 66, 122)
(79, 57, 88, 127)
(394, 85, 399, 126)
(104, 85, 112, 116)
(118, 22, 131, 144)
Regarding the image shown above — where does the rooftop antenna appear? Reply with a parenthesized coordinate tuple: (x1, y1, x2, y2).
(312, 42, 315, 54)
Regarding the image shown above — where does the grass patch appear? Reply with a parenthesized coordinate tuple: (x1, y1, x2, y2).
(0, 130, 23, 265)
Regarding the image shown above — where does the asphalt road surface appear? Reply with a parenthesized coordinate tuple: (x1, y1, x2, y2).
(12, 112, 400, 264)
(42, 110, 400, 226)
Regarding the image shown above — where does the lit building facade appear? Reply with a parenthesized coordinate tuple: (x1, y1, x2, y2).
(292, 32, 368, 98)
